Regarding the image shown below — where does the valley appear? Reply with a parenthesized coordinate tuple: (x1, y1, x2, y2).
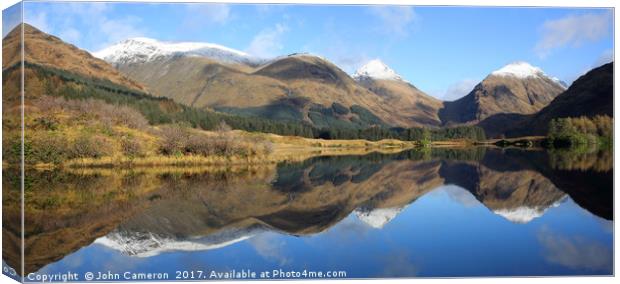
(3, 24, 613, 170)
(1, 2, 614, 280)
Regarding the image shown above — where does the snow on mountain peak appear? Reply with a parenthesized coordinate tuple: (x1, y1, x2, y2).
(353, 59, 404, 81)
(490, 61, 566, 89)
(492, 206, 546, 224)
(355, 207, 403, 229)
(93, 37, 262, 66)
(491, 61, 544, 78)
(95, 225, 264, 257)
(492, 196, 566, 224)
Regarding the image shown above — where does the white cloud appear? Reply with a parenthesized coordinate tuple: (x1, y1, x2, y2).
(97, 15, 146, 49)
(430, 79, 478, 101)
(193, 3, 231, 25)
(302, 40, 370, 74)
(369, 6, 417, 38)
(535, 12, 612, 58)
(23, 3, 147, 51)
(181, 3, 231, 30)
(246, 23, 289, 58)
(248, 233, 289, 265)
(537, 227, 612, 272)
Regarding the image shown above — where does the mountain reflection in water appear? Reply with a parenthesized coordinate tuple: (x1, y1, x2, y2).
(2, 147, 613, 278)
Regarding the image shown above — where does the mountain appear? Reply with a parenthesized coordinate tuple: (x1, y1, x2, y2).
(96, 225, 264, 258)
(97, 42, 439, 128)
(3, 24, 145, 92)
(354, 207, 403, 229)
(354, 60, 444, 127)
(353, 59, 405, 81)
(439, 62, 566, 125)
(28, 25, 583, 132)
(480, 62, 614, 137)
(440, 158, 567, 224)
(93, 37, 264, 67)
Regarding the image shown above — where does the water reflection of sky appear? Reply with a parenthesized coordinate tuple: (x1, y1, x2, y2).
(35, 185, 613, 279)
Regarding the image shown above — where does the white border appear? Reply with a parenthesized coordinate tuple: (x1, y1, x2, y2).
(0, 1, 617, 284)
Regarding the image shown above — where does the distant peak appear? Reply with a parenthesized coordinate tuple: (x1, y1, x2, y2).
(489, 61, 566, 88)
(353, 59, 404, 81)
(93, 37, 260, 66)
(491, 61, 545, 78)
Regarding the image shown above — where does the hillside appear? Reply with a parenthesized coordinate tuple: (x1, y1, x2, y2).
(480, 62, 613, 137)
(440, 62, 565, 125)
(97, 42, 444, 128)
(93, 37, 263, 67)
(1, 23, 329, 168)
(3, 24, 145, 92)
(6, 23, 604, 141)
(353, 59, 443, 127)
(357, 77, 443, 127)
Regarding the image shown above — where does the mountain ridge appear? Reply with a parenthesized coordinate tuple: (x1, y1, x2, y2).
(439, 62, 566, 126)
(479, 61, 614, 138)
(4, 23, 146, 92)
(93, 37, 264, 67)
(16, 23, 603, 134)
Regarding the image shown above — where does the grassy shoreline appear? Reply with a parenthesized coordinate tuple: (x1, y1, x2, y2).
(52, 129, 611, 169)
(8, 129, 566, 170)
(11, 130, 421, 169)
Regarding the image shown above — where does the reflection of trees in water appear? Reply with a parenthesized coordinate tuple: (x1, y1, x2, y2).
(477, 147, 613, 220)
(2, 169, 168, 275)
(2, 146, 612, 275)
(548, 148, 612, 172)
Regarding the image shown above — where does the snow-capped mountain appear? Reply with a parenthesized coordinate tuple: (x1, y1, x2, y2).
(439, 61, 566, 125)
(93, 37, 264, 66)
(491, 61, 546, 78)
(491, 61, 566, 89)
(492, 198, 565, 224)
(354, 207, 403, 229)
(353, 59, 404, 81)
(95, 225, 265, 258)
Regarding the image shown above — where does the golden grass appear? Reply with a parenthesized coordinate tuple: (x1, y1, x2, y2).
(64, 154, 275, 168)
(63, 164, 276, 176)
(479, 136, 547, 144)
(430, 139, 473, 147)
(61, 130, 419, 168)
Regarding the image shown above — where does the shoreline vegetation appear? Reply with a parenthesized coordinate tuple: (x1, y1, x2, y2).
(2, 63, 611, 170)
(3, 98, 611, 170)
(60, 132, 421, 169)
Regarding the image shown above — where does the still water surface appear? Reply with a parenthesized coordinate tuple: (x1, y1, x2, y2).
(2, 147, 613, 279)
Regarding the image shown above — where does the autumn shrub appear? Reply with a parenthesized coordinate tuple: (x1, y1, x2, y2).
(34, 96, 149, 130)
(29, 134, 70, 164)
(69, 135, 113, 159)
(158, 125, 190, 156)
(548, 115, 613, 148)
(120, 135, 145, 158)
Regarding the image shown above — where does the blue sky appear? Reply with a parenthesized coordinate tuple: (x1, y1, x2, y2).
(6, 2, 615, 101)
